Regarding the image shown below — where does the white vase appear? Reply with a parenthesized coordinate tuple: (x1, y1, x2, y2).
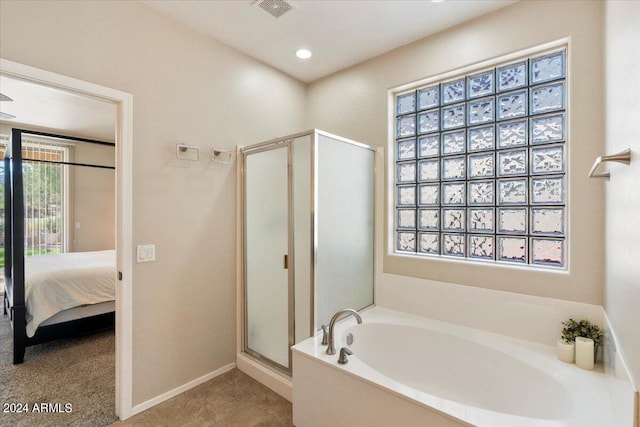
(556, 339, 575, 363)
(575, 337, 595, 370)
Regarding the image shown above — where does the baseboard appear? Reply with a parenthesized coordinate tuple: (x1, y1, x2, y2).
(129, 362, 236, 417)
(237, 352, 292, 402)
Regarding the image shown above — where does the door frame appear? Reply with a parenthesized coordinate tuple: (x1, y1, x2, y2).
(0, 58, 134, 419)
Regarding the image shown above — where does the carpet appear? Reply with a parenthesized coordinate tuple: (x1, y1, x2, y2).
(0, 310, 117, 427)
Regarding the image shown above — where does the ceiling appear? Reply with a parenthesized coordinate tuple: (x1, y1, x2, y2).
(0, 0, 515, 140)
(0, 75, 117, 142)
(144, 0, 516, 83)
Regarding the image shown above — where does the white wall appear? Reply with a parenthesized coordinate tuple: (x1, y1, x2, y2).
(0, 0, 307, 406)
(307, 0, 605, 305)
(604, 0, 640, 390)
(69, 142, 115, 252)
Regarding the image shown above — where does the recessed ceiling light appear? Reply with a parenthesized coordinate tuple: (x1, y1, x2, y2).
(295, 48, 312, 60)
(432, 0, 445, 3)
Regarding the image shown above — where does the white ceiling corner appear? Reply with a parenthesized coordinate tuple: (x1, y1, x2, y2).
(143, 0, 517, 83)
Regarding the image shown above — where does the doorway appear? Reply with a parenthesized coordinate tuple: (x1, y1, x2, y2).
(0, 58, 134, 419)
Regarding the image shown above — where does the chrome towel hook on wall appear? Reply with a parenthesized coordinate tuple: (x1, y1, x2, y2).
(588, 148, 631, 180)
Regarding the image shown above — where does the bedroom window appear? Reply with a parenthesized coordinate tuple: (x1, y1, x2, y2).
(0, 135, 68, 258)
(392, 48, 566, 268)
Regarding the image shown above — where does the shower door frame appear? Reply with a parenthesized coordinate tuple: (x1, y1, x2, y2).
(241, 138, 296, 375)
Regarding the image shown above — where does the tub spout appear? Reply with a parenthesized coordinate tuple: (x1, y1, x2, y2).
(326, 308, 362, 355)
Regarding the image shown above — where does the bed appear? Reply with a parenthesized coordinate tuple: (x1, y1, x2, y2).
(23, 250, 115, 337)
(3, 128, 116, 364)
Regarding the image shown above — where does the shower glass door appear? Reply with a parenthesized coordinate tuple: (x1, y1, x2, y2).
(244, 143, 292, 370)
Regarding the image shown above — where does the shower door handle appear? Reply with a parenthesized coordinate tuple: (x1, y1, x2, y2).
(284, 254, 288, 269)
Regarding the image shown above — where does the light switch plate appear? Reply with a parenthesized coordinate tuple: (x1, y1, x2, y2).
(136, 244, 156, 263)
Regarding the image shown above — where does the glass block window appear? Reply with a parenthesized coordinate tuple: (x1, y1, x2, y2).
(393, 49, 566, 268)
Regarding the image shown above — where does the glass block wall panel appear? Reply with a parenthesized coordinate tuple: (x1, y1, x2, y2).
(397, 115, 416, 137)
(443, 234, 465, 257)
(531, 50, 565, 84)
(497, 90, 527, 120)
(419, 135, 440, 157)
(498, 119, 527, 148)
(531, 208, 564, 235)
(531, 176, 564, 204)
(442, 104, 466, 130)
(419, 86, 440, 110)
(418, 209, 439, 230)
(442, 182, 466, 206)
(498, 149, 527, 176)
(397, 232, 416, 252)
(468, 70, 495, 99)
(497, 61, 527, 92)
(442, 131, 466, 155)
(498, 237, 527, 263)
(468, 180, 494, 205)
(418, 184, 439, 206)
(397, 185, 417, 206)
(397, 138, 416, 160)
(397, 92, 416, 115)
(419, 110, 440, 134)
(442, 79, 465, 104)
(397, 162, 417, 183)
(531, 82, 564, 114)
(531, 238, 563, 266)
(418, 159, 439, 181)
(531, 114, 564, 144)
(498, 208, 527, 234)
(468, 125, 495, 152)
(469, 235, 494, 260)
(531, 145, 564, 174)
(468, 153, 495, 178)
(397, 209, 416, 229)
(394, 47, 566, 268)
(442, 209, 465, 232)
(418, 232, 439, 254)
(468, 208, 494, 233)
(498, 178, 527, 205)
(468, 97, 495, 125)
(442, 156, 466, 180)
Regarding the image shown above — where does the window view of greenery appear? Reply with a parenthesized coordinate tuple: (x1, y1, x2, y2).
(0, 141, 65, 275)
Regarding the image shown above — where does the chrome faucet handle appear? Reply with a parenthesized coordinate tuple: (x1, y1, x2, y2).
(338, 347, 353, 365)
(321, 325, 328, 345)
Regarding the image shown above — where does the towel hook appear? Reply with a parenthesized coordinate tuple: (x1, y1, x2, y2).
(588, 148, 631, 180)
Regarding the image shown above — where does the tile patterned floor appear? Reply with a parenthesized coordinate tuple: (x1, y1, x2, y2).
(111, 369, 293, 426)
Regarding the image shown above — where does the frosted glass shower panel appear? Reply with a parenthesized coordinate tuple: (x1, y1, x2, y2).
(315, 134, 374, 329)
(292, 135, 312, 344)
(245, 146, 290, 368)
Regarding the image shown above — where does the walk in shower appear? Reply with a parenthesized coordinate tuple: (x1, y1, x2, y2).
(241, 129, 375, 375)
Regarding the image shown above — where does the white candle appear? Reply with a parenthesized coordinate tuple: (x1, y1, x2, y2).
(575, 336, 595, 370)
(556, 339, 575, 363)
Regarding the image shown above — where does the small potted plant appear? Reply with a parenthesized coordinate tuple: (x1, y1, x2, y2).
(558, 318, 604, 364)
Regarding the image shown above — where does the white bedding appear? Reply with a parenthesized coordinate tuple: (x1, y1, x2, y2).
(24, 250, 116, 337)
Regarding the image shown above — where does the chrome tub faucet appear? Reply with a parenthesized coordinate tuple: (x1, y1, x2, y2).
(326, 308, 362, 355)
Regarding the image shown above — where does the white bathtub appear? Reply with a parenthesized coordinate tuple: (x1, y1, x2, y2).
(292, 307, 620, 427)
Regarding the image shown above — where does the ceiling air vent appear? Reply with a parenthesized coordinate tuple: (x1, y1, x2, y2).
(254, 0, 294, 19)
